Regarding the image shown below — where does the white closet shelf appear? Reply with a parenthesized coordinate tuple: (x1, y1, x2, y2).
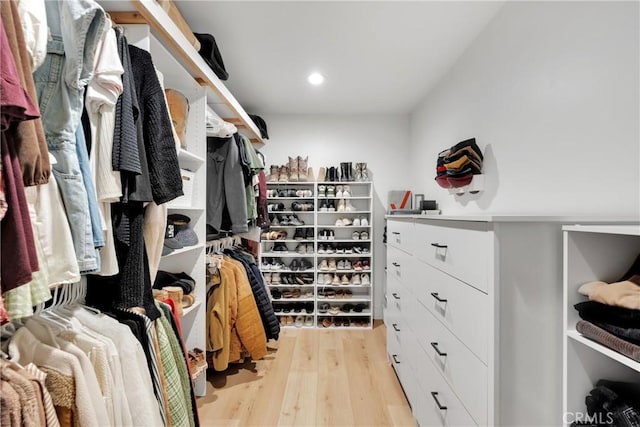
(260, 252, 316, 257)
(318, 239, 372, 243)
(317, 269, 372, 274)
(272, 298, 315, 302)
(267, 211, 313, 215)
(268, 225, 313, 229)
(267, 284, 316, 288)
(266, 182, 315, 185)
(316, 254, 371, 258)
(320, 197, 371, 200)
(181, 301, 201, 317)
(275, 312, 315, 316)
(260, 269, 316, 274)
(262, 239, 314, 243)
(315, 284, 372, 288)
(318, 311, 372, 317)
(267, 197, 315, 200)
(108, 1, 264, 146)
(177, 148, 205, 169)
(562, 224, 640, 236)
(317, 298, 370, 303)
(161, 243, 205, 258)
(567, 330, 640, 372)
(318, 211, 371, 214)
(320, 225, 372, 229)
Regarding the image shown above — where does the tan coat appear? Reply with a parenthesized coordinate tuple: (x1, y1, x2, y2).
(207, 258, 267, 371)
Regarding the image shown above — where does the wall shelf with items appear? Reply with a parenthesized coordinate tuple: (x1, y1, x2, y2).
(562, 225, 640, 425)
(260, 180, 373, 328)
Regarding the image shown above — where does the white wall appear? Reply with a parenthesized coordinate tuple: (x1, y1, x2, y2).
(260, 114, 411, 318)
(409, 1, 639, 216)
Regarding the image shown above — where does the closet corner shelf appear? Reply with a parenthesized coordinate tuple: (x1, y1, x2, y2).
(161, 243, 205, 258)
(318, 211, 371, 214)
(316, 254, 371, 258)
(566, 330, 640, 372)
(260, 252, 316, 257)
(267, 182, 315, 185)
(562, 224, 640, 236)
(109, 1, 265, 146)
(167, 205, 204, 211)
(181, 300, 201, 317)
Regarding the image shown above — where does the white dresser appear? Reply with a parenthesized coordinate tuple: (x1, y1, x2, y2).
(384, 215, 618, 426)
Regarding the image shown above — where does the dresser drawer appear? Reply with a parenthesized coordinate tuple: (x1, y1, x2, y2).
(407, 261, 489, 364)
(387, 245, 412, 286)
(413, 221, 492, 293)
(406, 293, 488, 425)
(387, 219, 414, 254)
(405, 336, 478, 427)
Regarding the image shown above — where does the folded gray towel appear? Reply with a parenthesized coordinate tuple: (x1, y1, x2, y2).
(576, 320, 640, 362)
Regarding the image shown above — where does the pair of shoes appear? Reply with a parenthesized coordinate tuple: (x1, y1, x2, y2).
(291, 202, 314, 211)
(318, 229, 335, 240)
(272, 242, 288, 253)
(337, 259, 353, 270)
(321, 317, 332, 327)
(354, 163, 369, 182)
(290, 258, 313, 271)
(295, 243, 314, 254)
(271, 289, 282, 299)
(318, 200, 336, 212)
(337, 199, 355, 212)
(319, 303, 330, 314)
(288, 156, 310, 182)
(295, 189, 313, 197)
(317, 244, 336, 254)
(267, 203, 287, 212)
(335, 217, 353, 226)
(293, 227, 314, 240)
(352, 217, 369, 227)
(262, 257, 286, 270)
(352, 231, 369, 240)
(187, 348, 208, 379)
(336, 185, 351, 197)
(268, 165, 280, 182)
(261, 230, 287, 240)
(317, 185, 326, 197)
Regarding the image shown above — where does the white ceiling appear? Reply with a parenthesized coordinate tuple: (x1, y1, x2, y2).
(174, 1, 504, 115)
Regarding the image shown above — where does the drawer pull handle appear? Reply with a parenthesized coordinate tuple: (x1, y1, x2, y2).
(392, 262, 400, 267)
(430, 342, 447, 357)
(392, 293, 400, 300)
(430, 243, 448, 249)
(430, 392, 447, 411)
(392, 354, 400, 364)
(392, 323, 400, 332)
(392, 232, 400, 235)
(430, 292, 448, 303)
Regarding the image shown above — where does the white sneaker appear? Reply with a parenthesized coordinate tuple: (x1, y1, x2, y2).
(352, 274, 361, 285)
(342, 185, 351, 197)
(352, 217, 361, 227)
(360, 231, 369, 240)
(344, 260, 352, 270)
(317, 274, 323, 284)
(361, 217, 369, 226)
(345, 201, 355, 212)
(337, 199, 346, 212)
(342, 217, 353, 226)
(336, 185, 343, 198)
(335, 218, 344, 226)
(337, 260, 345, 270)
(361, 273, 370, 285)
(352, 231, 360, 240)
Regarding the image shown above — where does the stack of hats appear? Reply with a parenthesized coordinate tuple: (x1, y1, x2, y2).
(153, 270, 197, 316)
(435, 138, 483, 188)
(163, 214, 199, 255)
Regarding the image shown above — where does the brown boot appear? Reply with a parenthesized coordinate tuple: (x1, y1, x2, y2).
(297, 156, 308, 182)
(279, 165, 290, 182)
(317, 167, 326, 182)
(165, 89, 189, 149)
(289, 156, 299, 182)
(268, 165, 279, 182)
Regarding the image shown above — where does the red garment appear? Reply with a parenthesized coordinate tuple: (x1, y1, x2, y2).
(0, 18, 39, 130)
(1, 133, 39, 292)
(0, 12, 40, 292)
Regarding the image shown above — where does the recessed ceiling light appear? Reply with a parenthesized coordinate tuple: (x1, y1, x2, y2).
(308, 72, 325, 86)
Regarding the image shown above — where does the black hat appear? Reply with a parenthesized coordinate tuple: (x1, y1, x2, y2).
(194, 33, 229, 81)
(248, 114, 269, 139)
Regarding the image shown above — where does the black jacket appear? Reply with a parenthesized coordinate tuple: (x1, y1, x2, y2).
(225, 250, 280, 340)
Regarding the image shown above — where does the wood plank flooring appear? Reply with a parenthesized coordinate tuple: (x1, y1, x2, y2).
(196, 321, 414, 427)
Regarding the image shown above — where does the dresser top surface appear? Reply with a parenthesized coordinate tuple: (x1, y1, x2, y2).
(385, 214, 639, 224)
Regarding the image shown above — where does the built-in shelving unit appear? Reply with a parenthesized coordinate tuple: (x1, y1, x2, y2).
(562, 225, 640, 424)
(98, 0, 267, 398)
(260, 181, 373, 328)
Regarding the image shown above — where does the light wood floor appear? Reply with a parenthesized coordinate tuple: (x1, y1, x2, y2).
(196, 321, 414, 427)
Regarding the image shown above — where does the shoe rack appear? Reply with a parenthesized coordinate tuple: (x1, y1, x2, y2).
(260, 181, 373, 329)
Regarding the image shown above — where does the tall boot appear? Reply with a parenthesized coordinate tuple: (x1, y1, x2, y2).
(339, 163, 347, 182)
(360, 162, 369, 181)
(318, 166, 326, 182)
(269, 165, 279, 182)
(355, 163, 363, 182)
(279, 165, 290, 182)
(328, 166, 335, 182)
(297, 156, 308, 182)
(346, 162, 354, 182)
(289, 156, 299, 182)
